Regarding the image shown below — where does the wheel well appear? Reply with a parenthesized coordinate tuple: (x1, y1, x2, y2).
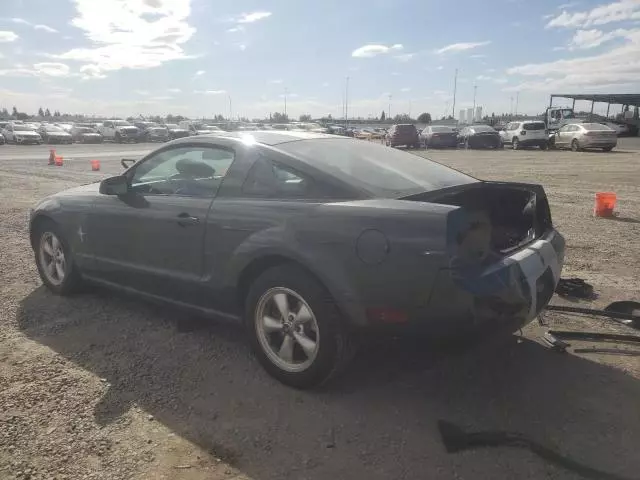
(236, 255, 321, 307)
(30, 215, 55, 249)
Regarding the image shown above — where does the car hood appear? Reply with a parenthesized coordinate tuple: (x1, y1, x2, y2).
(117, 126, 138, 131)
(47, 132, 71, 136)
(80, 132, 101, 135)
(54, 182, 100, 197)
(168, 128, 188, 133)
(15, 131, 40, 136)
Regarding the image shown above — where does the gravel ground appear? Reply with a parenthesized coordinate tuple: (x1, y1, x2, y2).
(1, 140, 639, 480)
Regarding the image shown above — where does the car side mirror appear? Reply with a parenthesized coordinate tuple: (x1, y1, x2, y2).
(99, 175, 129, 195)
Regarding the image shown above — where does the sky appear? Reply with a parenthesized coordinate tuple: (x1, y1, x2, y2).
(0, 0, 639, 120)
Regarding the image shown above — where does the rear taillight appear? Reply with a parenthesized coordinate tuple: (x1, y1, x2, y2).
(520, 130, 526, 135)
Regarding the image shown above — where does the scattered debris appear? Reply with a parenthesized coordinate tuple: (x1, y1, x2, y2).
(545, 305, 640, 329)
(555, 278, 594, 299)
(437, 420, 634, 480)
(174, 465, 193, 469)
(548, 330, 640, 345)
(540, 332, 569, 352)
(573, 348, 640, 356)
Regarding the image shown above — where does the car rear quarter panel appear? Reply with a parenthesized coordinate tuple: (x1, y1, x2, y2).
(208, 198, 456, 327)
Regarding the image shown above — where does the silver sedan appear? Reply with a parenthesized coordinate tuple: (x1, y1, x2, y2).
(551, 123, 617, 152)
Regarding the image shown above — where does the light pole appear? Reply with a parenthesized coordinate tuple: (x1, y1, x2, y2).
(472, 85, 477, 122)
(284, 87, 288, 118)
(388, 94, 392, 120)
(345, 76, 349, 129)
(227, 94, 232, 121)
(515, 92, 519, 117)
(452, 68, 458, 119)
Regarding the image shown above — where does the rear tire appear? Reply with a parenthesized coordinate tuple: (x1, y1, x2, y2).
(512, 137, 520, 150)
(245, 264, 354, 389)
(540, 142, 548, 150)
(33, 220, 83, 295)
(571, 139, 580, 152)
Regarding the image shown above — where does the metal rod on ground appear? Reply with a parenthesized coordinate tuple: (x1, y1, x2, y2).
(472, 85, 477, 120)
(590, 100, 595, 122)
(388, 94, 392, 121)
(515, 92, 519, 116)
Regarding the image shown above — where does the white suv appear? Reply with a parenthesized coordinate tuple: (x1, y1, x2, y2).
(500, 120, 548, 150)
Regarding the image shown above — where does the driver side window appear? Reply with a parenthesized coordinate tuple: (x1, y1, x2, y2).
(130, 146, 234, 198)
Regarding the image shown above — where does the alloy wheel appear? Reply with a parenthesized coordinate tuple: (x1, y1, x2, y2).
(39, 232, 66, 286)
(255, 287, 320, 373)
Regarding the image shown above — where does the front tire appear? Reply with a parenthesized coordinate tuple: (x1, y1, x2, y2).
(245, 265, 353, 389)
(603, 146, 614, 152)
(540, 142, 548, 150)
(512, 137, 520, 150)
(34, 220, 83, 295)
(115, 132, 122, 143)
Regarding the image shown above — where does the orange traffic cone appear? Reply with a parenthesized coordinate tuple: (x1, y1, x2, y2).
(90, 159, 100, 171)
(48, 149, 56, 165)
(54, 156, 63, 166)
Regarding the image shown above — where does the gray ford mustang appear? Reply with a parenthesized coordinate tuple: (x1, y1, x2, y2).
(29, 131, 565, 388)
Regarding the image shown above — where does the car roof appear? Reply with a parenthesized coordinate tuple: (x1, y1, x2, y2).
(170, 130, 342, 147)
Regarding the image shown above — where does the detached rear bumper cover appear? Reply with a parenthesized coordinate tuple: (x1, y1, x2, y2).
(423, 230, 564, 336)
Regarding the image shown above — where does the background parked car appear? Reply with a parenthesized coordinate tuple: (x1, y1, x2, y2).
(54, 123, 74, 133)
(38, 125, 73, 144)
(71, 125, 103, 143)
(550, 123, 617, 152)
(1, 123, 42, 145)
(98, 120, 139, 143)
(163, 123, 190, 140)
(499, 120, 548, 150)
(385, 124, 420, 148)
(136, 123, 169, 142)
(420, 125, 458, 148)
(458, 125, 502, 149)
(178, 121, 221, 136)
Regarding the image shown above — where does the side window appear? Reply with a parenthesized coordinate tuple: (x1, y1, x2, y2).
(130, 146, 234, 198)
(104, 121, 112, 128)
(242, 157, 311, 198)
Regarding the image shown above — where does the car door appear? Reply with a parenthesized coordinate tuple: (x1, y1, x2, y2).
(86, 143, 236, 304)
(555, 125, 570, 147)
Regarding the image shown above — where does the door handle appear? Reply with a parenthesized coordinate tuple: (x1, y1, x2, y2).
(176, 212, 200, 227)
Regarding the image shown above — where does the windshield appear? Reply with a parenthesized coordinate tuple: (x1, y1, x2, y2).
(15, 125, 36, 131)
(561, 109, 575, 119)
(114, 120, 131, 126)
(523, 122, 546, 130)
(165, 124, 179, 128)
(278, 139, 476, 197)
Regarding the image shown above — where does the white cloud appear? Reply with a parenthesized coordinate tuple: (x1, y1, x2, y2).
(391, 71, 401, 76)
(400, 87, 411, 92)
(394, 53, 415, 62)
(151, 95, 173, 101)
(227, 26, 244, 33)
(436, 65, 444, 70)
(195, 90, 227, 95)
(269, 79, 283, 84)
(34, 24, 58, 33)
(0, 31, 19, 42)
(435, 41, 490, 54)
(569, 28, 632, 49)
(239, 44, 247, 51)
(321, 82, 329, 87)
(558, 2, 580, 9)
(237, 11, 272, 23)
(507, 28, 640, 91)
(55, 0, 196, 78)
(11, 18, 58, 33)
(0, 62, 70, 77)
(351, 43, 403, 58)
(135, 89, 150, 95)
(470, 54, 486, 58)
(546, 0, 640, 28)
(195, 70, 205, 76)
(167, 88, 181, 93)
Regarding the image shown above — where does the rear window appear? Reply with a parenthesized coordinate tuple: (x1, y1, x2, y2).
(430, 126, 453, 133)
(471, 125, 494, 133)
(395, 124, 417, 133)
(523, 122, 545, 130)
(278, 138, 476, 198)
(581, 123, 614, 131)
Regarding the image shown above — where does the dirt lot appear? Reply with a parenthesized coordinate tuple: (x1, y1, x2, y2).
(1, 140, 639, 480)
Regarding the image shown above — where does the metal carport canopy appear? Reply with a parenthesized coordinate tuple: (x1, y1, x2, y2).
(551, 93, 640, 107)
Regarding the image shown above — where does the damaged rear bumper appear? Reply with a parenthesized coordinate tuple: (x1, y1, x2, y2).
(414, 229, 564, 336)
